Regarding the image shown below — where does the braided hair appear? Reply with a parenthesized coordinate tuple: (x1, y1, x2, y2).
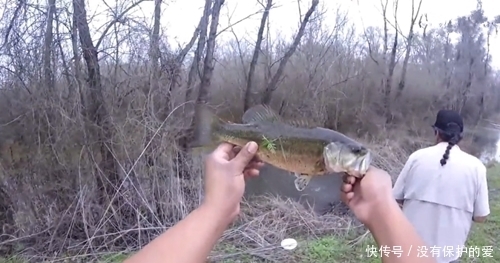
(438, 122, 463, 166)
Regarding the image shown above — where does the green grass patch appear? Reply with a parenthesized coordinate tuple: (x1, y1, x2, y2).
(295, 165, 500, 262)
(0, 258, 24, 263)
(98, 253, 130, 263)
(461, 165, 500, 262)
(293, 234, 379, 263)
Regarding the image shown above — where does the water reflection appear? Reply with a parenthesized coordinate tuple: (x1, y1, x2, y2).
(485, 138, 500, 163)
(245, 165, 344, 214)
(474, 125, 500, 164)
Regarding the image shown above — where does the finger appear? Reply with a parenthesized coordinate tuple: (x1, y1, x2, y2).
(245, 161, 265, 170)
(244, 169, 260, 178)
(213, 142, 236, 159)
(251, 155, 263, 163)
(215, 142, 235, 152)
(345, 192, 354, 202)
(234, 148, 263, 164)
(340, 191, 354, 205)
(340, 192, 348, 204)
(352, 179, 362, 191)
(342, 173, 349, 183)
(230, 141, 258, 171)
(230, 146, 243, 159)
(342, 174, 356, 184)
(341, 183, 352, 193)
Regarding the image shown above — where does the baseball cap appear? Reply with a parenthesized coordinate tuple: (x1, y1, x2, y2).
(432, 109, 464, 133)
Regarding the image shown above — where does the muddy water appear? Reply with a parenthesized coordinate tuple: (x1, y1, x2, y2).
(244, 164, 344, 214)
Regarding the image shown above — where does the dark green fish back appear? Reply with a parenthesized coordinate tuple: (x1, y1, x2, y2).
(240, 105, 364, 149)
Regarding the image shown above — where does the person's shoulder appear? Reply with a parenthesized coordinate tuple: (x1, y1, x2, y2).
(457, 150, 486, 174)
(408, 145, 434, 160)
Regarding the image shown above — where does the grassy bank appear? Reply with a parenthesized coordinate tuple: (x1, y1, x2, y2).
(293, 165, 500, 263)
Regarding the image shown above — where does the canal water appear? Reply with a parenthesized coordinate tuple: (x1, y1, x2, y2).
(244, 164, 345, 214)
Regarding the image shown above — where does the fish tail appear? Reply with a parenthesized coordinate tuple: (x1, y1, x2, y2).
(189, 104, 223, 150)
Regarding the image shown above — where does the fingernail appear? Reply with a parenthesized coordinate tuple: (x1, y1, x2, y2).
(246, 141, 257, 154)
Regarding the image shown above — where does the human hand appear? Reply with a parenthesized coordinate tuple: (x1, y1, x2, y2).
(203, 142, 264, 223)
(340, 166, 395, 225)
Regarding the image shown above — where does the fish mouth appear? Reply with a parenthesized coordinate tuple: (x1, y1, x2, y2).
(347, 150, 371, 177)
(323, 143, 372, 177)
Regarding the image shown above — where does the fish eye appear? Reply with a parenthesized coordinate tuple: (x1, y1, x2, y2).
(350, 145, 366, 154)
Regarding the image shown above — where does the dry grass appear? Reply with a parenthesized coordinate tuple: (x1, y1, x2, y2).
(209, 196, 360, 262)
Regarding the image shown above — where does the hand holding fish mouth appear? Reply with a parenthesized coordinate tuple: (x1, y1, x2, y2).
(340, 166, 394, 225)
(203, 142, 265, 223)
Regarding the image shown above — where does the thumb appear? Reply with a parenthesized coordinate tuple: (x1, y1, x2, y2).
(230, 141, 258, 171)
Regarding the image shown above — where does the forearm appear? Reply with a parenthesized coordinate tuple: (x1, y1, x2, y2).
(367, 200, 436, 263)
(473, 215, 487, 223)
(124, 204, 229, 263)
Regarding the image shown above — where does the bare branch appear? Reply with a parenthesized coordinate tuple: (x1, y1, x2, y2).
(261, 0, 319, 105)
(95, 0, 150, 50)
(244, 0, 273, 110)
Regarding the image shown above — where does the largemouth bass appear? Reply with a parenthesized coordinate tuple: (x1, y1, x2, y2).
(191, 104, 372, 191)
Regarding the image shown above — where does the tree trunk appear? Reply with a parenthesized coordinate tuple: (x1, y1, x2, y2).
(43, 0, 56, 91)
(72, 0, 119, 205)
(243, 0, 273, 111)
(261, 0, 319, 105)
(395, 0, 423, 99)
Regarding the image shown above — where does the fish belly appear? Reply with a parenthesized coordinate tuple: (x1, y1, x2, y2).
(258, 150, 326, 176)
(216, 135, 327, 176)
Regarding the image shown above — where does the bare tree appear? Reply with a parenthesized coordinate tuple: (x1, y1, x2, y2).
(243, 0, 273, 111)
(260, 0, 320, 105)
(382, 0, 399, 123)
(43, 0, 56, 91)
(176, 0, 226, 180)
(72, 0, 119, 204)
(185, 0, 213, 102)
(192, 0, 226, 137)
(70, 5, 83, 105)
(395, 0, 423, 99)
(147, 0, 162, 117)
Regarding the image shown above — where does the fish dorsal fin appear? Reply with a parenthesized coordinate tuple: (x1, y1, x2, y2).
(242, 104, 316, 128)
(242, 104, 283, 124)
(285, 119, 316, 129)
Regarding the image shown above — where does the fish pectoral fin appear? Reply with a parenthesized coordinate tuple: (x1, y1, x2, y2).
(294, 174, 313, 192)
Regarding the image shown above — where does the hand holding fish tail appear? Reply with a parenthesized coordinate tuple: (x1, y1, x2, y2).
(230, 145, 265, 178)
(203, 142, 265, 224)
(123, 142, 265, 263)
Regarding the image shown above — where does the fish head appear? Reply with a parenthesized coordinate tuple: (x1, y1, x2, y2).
(322, 142, 371, 177)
